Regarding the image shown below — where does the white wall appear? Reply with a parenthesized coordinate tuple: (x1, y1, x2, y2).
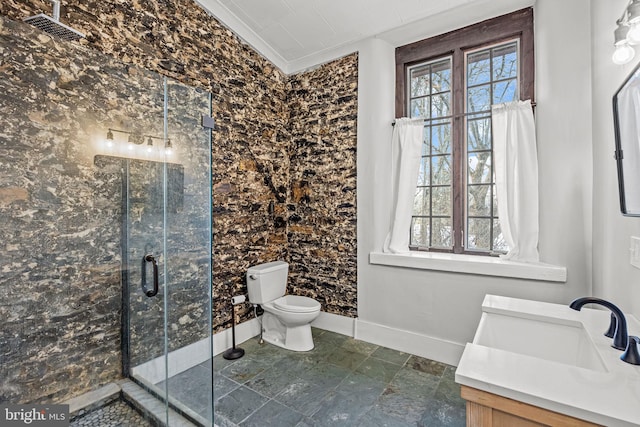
(592, 0, 640, 318)
(357, 0, 594, 365)
(206, 0, 618, 366)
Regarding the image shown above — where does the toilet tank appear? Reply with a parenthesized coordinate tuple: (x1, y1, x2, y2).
(246, 261, 288, 304)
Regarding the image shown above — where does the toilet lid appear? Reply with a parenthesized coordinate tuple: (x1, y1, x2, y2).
(273, 295, 321, 313)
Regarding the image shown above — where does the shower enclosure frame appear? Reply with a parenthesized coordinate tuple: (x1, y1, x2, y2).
(114, 76, 214, 427)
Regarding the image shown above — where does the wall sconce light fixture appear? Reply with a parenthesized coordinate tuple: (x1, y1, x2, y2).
(613, 0, 640, 65)
(105, 129, 114, 147)
(104, 128, 173, 157)
(127, 133, 139, 151)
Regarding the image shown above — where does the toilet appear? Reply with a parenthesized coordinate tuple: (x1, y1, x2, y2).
(246, 261, 321, 351)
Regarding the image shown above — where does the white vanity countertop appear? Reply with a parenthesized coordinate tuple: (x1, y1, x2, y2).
(455, 295, 640, 426)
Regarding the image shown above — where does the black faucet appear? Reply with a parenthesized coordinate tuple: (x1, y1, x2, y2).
(569, 297, 628, 350)
(621, 336, 640, 365)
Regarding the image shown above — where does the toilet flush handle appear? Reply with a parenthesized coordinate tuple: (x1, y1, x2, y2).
(249, 274, 257, 280)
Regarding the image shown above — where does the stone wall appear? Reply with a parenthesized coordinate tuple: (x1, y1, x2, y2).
(0, 0, 290, 335)
(287, 55, 359, 317)
(0, 17, 137, 404)
(0, 0, 358, 404)
(0, 14, 214, 403)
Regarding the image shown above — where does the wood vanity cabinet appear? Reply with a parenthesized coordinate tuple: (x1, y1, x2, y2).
(461, 386, 603, 427)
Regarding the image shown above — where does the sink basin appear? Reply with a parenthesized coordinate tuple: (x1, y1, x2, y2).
(473, 312, 607, 372)
(457, 295, 640, 426)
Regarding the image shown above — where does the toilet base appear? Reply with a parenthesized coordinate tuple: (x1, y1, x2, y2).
(262, 312, 315, 352)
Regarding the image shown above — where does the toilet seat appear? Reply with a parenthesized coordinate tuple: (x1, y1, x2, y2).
(273, 295, 320, 313)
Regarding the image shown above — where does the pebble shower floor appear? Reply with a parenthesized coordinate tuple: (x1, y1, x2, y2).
(70, 400, 151, 426)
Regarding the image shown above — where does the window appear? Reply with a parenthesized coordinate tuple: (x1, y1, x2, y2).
(408, 58, 453, 249)
(395, 8, 534, 255)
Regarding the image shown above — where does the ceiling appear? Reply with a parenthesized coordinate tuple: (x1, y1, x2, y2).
(196, 0, 535, 74)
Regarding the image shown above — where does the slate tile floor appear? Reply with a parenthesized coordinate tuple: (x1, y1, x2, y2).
(167, 328, 466, 426)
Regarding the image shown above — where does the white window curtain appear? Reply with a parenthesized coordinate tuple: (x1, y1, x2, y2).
(492, 99, 539, 262)
(383, 118, 424, 254)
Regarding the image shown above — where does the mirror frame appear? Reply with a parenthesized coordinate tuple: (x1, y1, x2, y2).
(613, 60, 640, 217)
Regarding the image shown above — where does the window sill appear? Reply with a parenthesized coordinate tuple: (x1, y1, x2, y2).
(369, 251, 567, 283)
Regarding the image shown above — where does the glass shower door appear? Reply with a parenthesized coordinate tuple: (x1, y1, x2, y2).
(125, 76, 213, 426)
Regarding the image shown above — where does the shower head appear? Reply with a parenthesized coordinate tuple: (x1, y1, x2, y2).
(23, 0, 85, 41)
(24, 14, 85, 41)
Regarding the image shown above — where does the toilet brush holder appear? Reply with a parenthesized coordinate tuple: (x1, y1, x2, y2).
(223, 295, 246, 360)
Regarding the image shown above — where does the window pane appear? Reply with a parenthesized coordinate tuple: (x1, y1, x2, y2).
(431, 123, 451, 154)
(432, 186, 451, 216)
(492, 185, 499, 214)
(410, 97, 429, 118)
(493, 219, 508, 252)
(432, 217, 452, 248)
(467, 117, 491, 151)
(467, 218, 491, 250)
(493, 43, 518, 80)
(467, 50, 491, 86)
(417, 158, 430, 186)
(431, 93, 450, 118)
(413, 187, 430, 216)
(463, 41, 517, 254)
(411, 217, 429, 247)
(432, 60, 451, 92)
(432, 155, 451, 185)
(467, 152, 492, 184)
(467, 85, 490, 113)
(493, 79, 517, 105)
(422, 126, 431, 155)
(468, 184, 492, 216)
(411, 65, 431, 97)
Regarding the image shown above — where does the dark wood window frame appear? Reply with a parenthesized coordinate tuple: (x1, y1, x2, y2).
(395, 8, 535, 255)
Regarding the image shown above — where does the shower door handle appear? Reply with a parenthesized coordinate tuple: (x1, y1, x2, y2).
(141, 254, 159, 297)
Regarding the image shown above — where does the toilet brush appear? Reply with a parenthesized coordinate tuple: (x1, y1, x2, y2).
(223, 295, 246, 360)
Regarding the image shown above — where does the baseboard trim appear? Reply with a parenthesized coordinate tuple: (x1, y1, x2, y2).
(132, 317, 262, 384)
(131, 314, 464, 385)
(311, 311, 356, 337)
(312, 312, 464, 366)
(354, 319, 465, 366)
(212, 317, 262, 356)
